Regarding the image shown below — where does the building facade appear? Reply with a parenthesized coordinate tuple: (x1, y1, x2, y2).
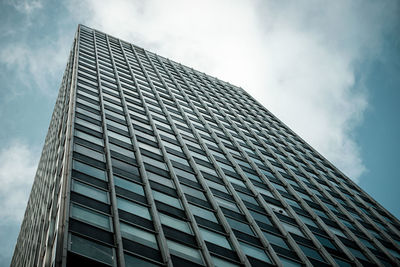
(11, 25, 400, 267)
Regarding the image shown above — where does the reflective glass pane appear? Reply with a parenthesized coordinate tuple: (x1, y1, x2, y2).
(159, 213, 192, 234)
(69, 234, 115, 266)
(120, 222, 158, 249)
(72, 180, 109, 203)
(239, 241, 272, 263)
(199, 227, 231, 249)
(114, 176, 144, 195)
(117, 197, 151, 219)
(70, 203, 111, 230)
(152, 191, 182, 209)
(166, 239, 203, 264)
(73, 160, 107, 181)
(189, 204, 218, 223)
(125, 253, 159, 267)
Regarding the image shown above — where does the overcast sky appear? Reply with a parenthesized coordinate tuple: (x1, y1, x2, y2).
(0, 0, 399, 265)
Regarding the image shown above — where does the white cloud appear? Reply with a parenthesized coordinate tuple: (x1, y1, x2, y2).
(0, 141, 39, 223)
(8, 0, 43, 14)
(68, 0, 396, 181)
(0, 141, 39, 265)
(0, 34, 71, 98)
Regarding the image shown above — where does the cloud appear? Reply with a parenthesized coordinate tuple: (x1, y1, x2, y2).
(0, 141, 39, 265)
(0, 141, 39, 222)
(69, 0, 395, 181)
(0, 34, 71, 99)
(7, 0, 43, 14)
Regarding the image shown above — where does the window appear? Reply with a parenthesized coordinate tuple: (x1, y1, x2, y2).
(181, 184, 207, 201)
(142, 155, 168, 170)
(315, 235, 336, 250)
(159, 213, 192, 234)
(152, 190, 182, 209)
(263, 231, 289, 249)
(109, 143, 135, 158)
(239, 241, 272, 263)
(215, 197, 240, 213)
(298, 244, 325, 262)
(124, 253, 159, 267)
(73, 160, 107, 181)
(226, 217, 254, 236)
(69, 234, 115, 266)
(346, 247, 367, 261)
(189, 204, 218, 223)
(120, 222, 158, 249)
(147, 171, 175, 188)
(281, 222, 305, 237)
(70, 203, 111, 230)
(199, 227, 232, 249)
(108, 130, 132, 144)
(72, 180, 109, 203)
(75, 130, 104, 146)
(74, 143, 105, 162)
(117, 197, 151, 220)
(167, 239, 203, 264)
(114, 176, 144, 196)
(211, 256, 240, 267)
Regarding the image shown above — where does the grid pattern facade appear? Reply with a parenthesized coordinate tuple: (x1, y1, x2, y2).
(12, 25, 400, 267)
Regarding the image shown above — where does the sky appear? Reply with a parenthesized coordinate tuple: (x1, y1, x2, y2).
(0, 0, 399, 265)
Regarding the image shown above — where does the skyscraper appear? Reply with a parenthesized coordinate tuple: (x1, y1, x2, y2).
(11, 24, 400, 267)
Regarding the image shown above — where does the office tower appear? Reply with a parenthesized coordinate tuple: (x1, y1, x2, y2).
(11, 24, 400, 267)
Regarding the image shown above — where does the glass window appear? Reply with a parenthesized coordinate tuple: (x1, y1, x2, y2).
(226, 217, 254, 236)
(72, 180, 109, 203)
(75, 130, 104, 146)
(74, 143, 105, 162)
(249, 210, 273, 226)
(215, 197, 240, 213)
(147, 171, 175, 188)
(114, 176, 144, 195)
(109, 143, 135, 158)
(69, 234, 115, 266)
(181, 184, 207, 201)
(211, 256, 240, 267)
(347, 247, 367, 260)
(117, 197, 151, 220)
(315, 235, 336, 250)
(255, 186, 274, 198)
(298, 215, 318, 228)
(263, 231, 289, 249)
(120, 222, 158, 249)
(174, 168, 197, 181)
(70, 203, 111, 230)
(152, 190, 182, 209)
(199, 227, 232, 249)
(189, 204, 218, 223)
(298, 244, 325, 262)
(327, 225, 347, 238)
(226, 176, 246, 188)
(279, 256, 302, 267)
(139, 142, 162, 155)
(107, 119, 129, 132)
(73, 160, 107, 181)
(167, 239, 203, 264)
(239, 241, 272, 263)
(142, 155, 168, 170)
(206, 180, 228, 193)
(333, 257, 352, 267)
(125, 253, 159, 267)
(76, 117, 102, 132)
(159, 213, 192, 234)
(282, 222, 305, 237)
(108, 130, 132, 144)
